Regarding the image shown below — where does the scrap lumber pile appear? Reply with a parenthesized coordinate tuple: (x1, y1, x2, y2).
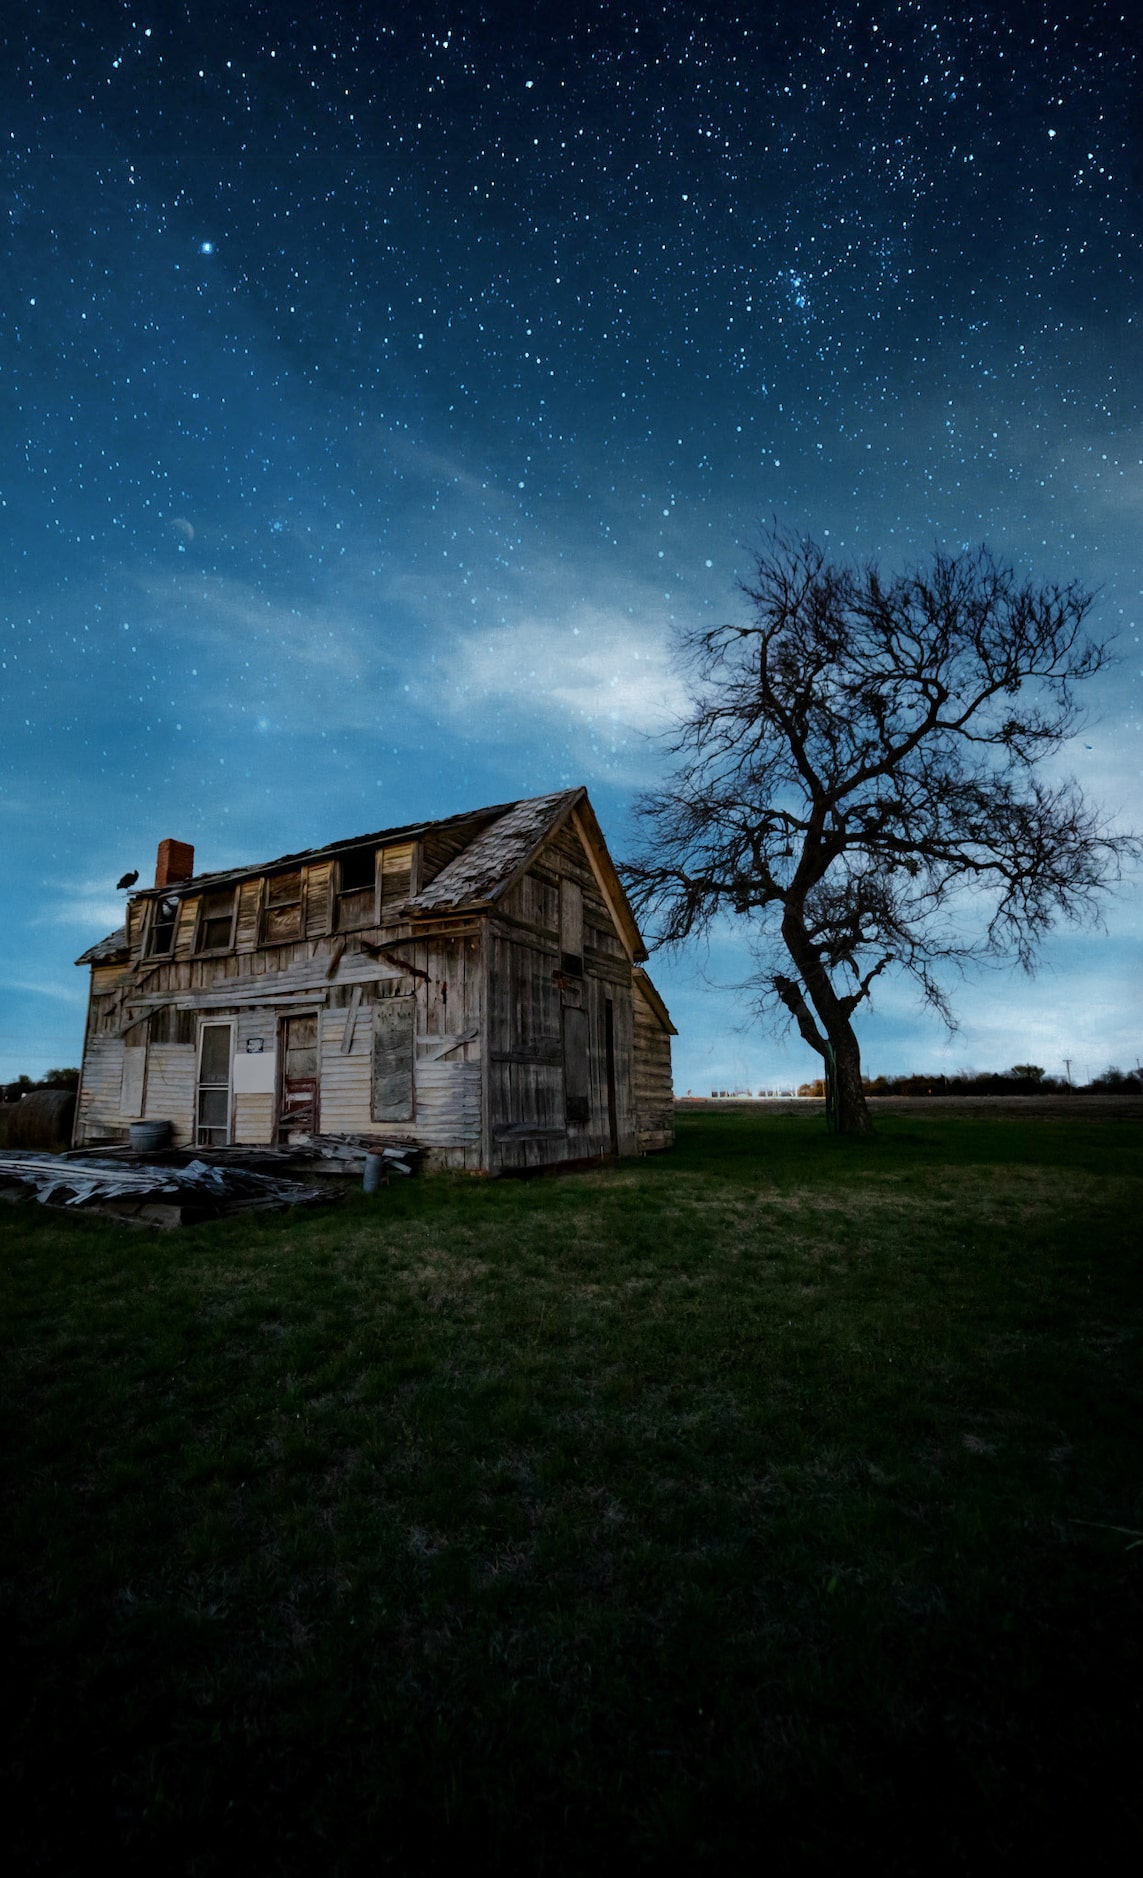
(0, 1151, 329, 1228)
(305, 1136, 422, 1175)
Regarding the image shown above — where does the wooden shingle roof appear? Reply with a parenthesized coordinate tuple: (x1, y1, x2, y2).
(405, 788, 582, 914)
(76, 788, 649, 964)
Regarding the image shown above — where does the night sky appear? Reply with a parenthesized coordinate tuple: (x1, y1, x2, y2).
(2, 1, 1140, 1091)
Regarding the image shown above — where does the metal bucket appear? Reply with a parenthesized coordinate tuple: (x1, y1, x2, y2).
(363, 1152, 384, 1194)
(129, 1119, 173, 1153)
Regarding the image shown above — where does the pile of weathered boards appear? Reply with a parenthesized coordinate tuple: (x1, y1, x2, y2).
(0, 1139, 419, 1228)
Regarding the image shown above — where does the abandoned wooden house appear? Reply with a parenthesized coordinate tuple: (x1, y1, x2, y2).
(74, 788, 676, 1172)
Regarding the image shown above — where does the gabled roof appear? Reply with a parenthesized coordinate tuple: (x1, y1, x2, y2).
(403, 787, 647, 961)
(125, 798, 517, 901)
(632, 967, 678, 1034)
(405, 788, 580, 914)
(76, 927, 129, 966)
(76, 788, 649, 965)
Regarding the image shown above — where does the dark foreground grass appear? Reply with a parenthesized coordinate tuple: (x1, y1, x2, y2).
(3, 1110, 1141, 1875)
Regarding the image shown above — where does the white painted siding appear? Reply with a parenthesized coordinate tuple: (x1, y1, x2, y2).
(319, 1009, 372, 1133)
(319, 1007, 482, 1149)
(142, 1044, 196, 1146)
(76, 1035, 127, 1140)
(234, 1093, 275, 1144)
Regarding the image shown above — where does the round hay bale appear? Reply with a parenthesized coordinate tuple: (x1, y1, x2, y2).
(7, 1087, 77, 1152)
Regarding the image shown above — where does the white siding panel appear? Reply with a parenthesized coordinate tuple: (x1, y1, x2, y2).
(234, 1093, 275, 1144)
(77, 1036, 127, 1138)
(143, 1044, 196, 1145)
(319, 1010, 373, 1133)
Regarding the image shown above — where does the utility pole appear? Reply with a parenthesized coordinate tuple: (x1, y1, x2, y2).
(1064, 1058, 1072, 1086)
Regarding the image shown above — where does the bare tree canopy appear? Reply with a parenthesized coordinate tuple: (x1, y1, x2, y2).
(623, 534, 1138, 1136)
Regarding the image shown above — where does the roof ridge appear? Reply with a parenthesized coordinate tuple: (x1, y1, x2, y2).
(127, 788, 584, 897)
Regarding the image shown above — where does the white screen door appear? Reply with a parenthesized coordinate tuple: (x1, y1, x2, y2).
(196, 1022, 233, 1146)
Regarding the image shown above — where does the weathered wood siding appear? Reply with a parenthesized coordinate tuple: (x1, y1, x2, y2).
(632, 976, 675, 1152)
(78, 800, 669, 1169)
(318, 937, 483, 1166)
(235, 878, 262, 953)
(488, 821, 638, 1171)
(304, 860, 334, 938)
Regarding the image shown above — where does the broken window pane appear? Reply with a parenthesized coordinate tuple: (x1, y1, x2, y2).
(147, 896, 180, 956)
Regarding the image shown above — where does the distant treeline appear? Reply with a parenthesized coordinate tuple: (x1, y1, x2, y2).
(2, 1069, 80, 1103)
(796, 1065, 1142, 1098)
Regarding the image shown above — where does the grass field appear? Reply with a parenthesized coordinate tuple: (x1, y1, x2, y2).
(3, 1108, 1141, 1874)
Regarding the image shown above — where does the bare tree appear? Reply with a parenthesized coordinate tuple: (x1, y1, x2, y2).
(623, 534, 1138, 1135)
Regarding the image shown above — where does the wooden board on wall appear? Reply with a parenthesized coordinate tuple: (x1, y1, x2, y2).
(372, 997, 415, 1122)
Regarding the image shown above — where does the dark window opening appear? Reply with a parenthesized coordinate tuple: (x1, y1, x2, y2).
(340, 847, 375, 891)
(559, 878, 584, 978)
(152, 1006, 197, 1046)
(337, 847, 377, 930)
(147, 896, 180, 957)
(196, 888, 235, 952)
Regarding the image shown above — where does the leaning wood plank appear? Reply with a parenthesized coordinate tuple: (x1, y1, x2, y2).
(422, 1027, 479, 1061)
(340, 983, 363, 1055)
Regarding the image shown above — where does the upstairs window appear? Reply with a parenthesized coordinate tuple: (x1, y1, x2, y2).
(146, 895, 180, 957)
(559, 878, 584, 977)
(262, 869, 302, 945)
(336, 846, 377, 930)
(195, 887, 236, 952)
(149, 1005, 196, 1045)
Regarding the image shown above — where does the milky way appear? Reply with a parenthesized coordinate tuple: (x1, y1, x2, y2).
(2, 1, 1139, 1087)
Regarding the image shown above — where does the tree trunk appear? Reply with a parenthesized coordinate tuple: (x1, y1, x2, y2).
(778, 907, 876, 1138)
(827, 1021, 875, 1137)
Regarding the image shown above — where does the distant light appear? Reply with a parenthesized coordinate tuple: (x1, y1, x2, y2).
(200, 241, 214, 255)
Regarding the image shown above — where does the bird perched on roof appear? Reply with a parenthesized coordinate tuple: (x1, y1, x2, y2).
(116, 869, 139, 890)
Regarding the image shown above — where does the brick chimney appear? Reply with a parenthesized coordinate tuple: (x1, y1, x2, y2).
(155, 839, 195, 889)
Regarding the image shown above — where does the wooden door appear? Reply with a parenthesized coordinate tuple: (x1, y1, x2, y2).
(277, 1013, 319, 1140)
(604, 998, 619, 1156)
